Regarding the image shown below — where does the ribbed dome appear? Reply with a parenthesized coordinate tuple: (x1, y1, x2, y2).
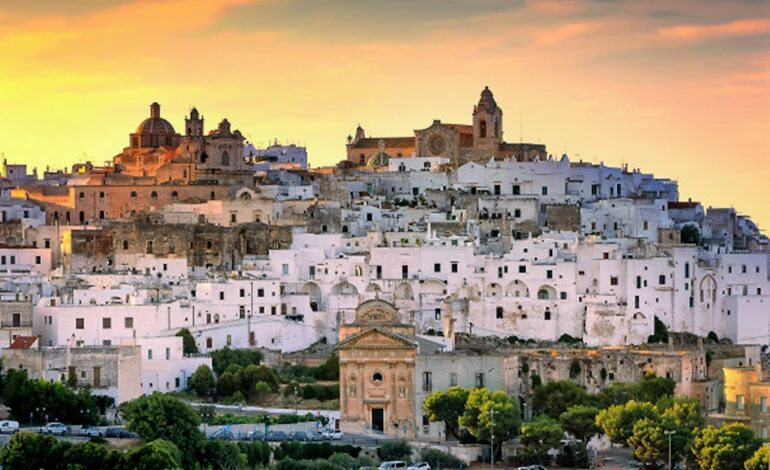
(136, 102, 176, 135)
(136, 117, 176, 135)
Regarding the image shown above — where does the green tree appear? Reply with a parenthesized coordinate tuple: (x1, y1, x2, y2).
(648, 316, 669, 344)
(377, 440, 412, 461)
(120, 393, 203, 468)
(520, 416, 563, 465)
(217, 370, 241, 398)
(691, 424, 760, 470)
(423, 386, 470, 439)
(628, 416, 688, 467)
(199, 439, 246, 470)
(460, 388, 520, 458)
(595, 400, 659, 446)
(242, 364, 280, 393)
(254, 381, 273, 404)
(0, 432, 72, 469)
(419, 448, 465, 469)
(328, 452, 360, 470)
(636, 373, 675, 403)
(559, 405, 600, 442)
(187, 364, 216, 398)
(532, 380, 592, 419)
(745, 445, 770, 470)
(175, 328, 199, 355)
(63, 441, 127, 469)
(594, 382, 637, 408)
(681, 225, 700, 245)
(211, 347, 263, 376)
(125, 439, 183, 470)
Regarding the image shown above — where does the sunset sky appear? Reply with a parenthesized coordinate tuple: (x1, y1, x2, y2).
(0, 0, 768, 226)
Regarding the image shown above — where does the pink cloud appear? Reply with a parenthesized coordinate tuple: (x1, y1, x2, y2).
(657, 18, 770, 42)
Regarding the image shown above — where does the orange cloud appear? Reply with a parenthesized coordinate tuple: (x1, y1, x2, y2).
(657, 18, 770, 42)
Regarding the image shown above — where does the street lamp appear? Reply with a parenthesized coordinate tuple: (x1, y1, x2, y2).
(489, 407, 496, 469)
(664, 430, 676, 469)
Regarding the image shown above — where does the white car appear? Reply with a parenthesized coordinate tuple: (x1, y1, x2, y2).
(379, 462, 407, 470)
(40, 422, 69, 435)
(407, 463, 431, 470)
(0, 420, 19, 434)
(329, 429, 344, 440)
(79, 425, 104, 437)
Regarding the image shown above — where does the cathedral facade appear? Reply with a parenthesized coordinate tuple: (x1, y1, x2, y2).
(113, 103, 251, 185)
(345, 87, 547, 168)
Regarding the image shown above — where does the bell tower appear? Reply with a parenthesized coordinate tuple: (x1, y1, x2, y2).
(473, 86, 503, 152)
(185, 107, 204, 138)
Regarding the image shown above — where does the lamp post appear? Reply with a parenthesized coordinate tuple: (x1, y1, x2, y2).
(489, 407, 496, 469)
(664, 429, 676, 470)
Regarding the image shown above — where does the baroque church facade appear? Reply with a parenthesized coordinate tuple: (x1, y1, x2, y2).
(113, 102, 252, 185)
(345, 86, 547, 168)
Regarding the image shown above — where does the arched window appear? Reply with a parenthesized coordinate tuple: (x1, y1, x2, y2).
(480, 120, 487, 138)
(150, 191, 158, 200)
(99, 211, 104, 220)
(222, 151, 230, 166)
(79, 192, 85, 199)
(200, 153, 208, 164)
(168, 240, 176, 254)
(99, 191, 105, 198)
(171, 191, 178, 201)
(372, 372, 383, 382)
(130, 191, 137, 199)
(210, 191, 216, 200)
(494, 119, 500, 138)
(544, 309, 551, 320)
(78, 211, 85, 224)
(538, 288, 551, 300)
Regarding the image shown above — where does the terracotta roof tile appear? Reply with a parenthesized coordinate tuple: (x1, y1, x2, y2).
(10, 336, 38, 349)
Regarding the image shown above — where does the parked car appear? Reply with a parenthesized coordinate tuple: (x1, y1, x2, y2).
(266, 430, 288, 442)
(407, 463, 431, 470)
(306, 431, 324, 441)
(40, 422, 69, 436)
(0, 420, 19, 434)
(329, 429, 344, 440)
(207, 427, 234, 440)
(79, 425, 103, 437)
(379, 461, 408, 470)
(246, 430, 266, 441)
(289, 431, 308, 441)
(517, 466, 548, 470)
(105, 426, 135, 438)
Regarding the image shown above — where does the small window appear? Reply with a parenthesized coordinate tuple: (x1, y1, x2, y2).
(373, 372, 383, 382)
(737, 394, 745, 411)
(434, 263, 441, 273)
(75, 318, 84, 329)
(102, 318, 111, 329)
(125, 317, 134, 328)
(496, 306, 503, 319)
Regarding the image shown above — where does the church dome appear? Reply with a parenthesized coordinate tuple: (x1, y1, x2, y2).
(136, 103, 176, 135)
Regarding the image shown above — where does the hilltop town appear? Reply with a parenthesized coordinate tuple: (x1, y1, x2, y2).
(0, 87, 768, 467)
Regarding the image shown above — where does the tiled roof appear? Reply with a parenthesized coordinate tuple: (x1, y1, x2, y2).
(10, 336, 37, 349)
(350, 137, 415, 149)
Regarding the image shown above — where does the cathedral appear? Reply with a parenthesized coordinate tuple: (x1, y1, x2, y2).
(112, 102, 251, 185)
(345, 86, 547, 168)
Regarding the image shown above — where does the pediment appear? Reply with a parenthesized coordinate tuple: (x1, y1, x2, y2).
(337, 328, 416, 351)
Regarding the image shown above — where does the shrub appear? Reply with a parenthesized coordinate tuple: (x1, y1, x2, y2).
(377, 440, 412, 462)
(420, 448, 465, 468)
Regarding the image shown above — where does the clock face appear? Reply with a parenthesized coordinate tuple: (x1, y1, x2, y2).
(428, 135, 445, 155)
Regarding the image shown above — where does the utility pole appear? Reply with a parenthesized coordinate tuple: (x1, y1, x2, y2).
(664, 429, 676, 470)
(490, 408, 496, 469)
